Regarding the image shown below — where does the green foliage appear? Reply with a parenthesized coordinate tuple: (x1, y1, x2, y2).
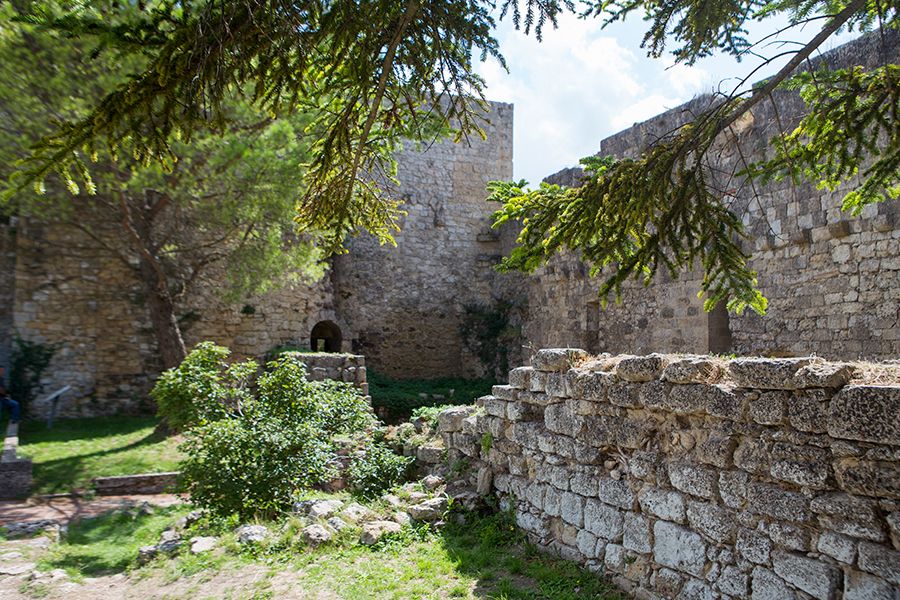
(9, 336, 56, 414)
(368, 371, 494, 424)
(747, 65, 900, 214)
(491, 0, 898, 316)
(151, 342, 256, 431)
(347, 440, 416, 499)
(480, 432, 493, 454)
(458, 302, 523, 379)
(174, 346, 375, 518)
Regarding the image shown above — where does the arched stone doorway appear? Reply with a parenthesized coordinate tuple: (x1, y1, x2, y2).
(310, 321, 343, 353)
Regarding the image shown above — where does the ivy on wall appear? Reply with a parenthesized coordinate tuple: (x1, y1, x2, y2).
(459, 300, 526, 381)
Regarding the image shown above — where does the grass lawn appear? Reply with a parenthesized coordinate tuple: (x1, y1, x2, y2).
(17, 416, 184, 495)
(10, 498, 629, 600)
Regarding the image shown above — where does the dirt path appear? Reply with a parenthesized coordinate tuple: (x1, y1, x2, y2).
(0, 494, 183, 527)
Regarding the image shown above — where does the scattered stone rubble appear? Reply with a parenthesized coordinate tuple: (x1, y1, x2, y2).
(436, 349, 900, 600)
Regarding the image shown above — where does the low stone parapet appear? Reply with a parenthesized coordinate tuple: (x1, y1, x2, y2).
(93, 472, 180, 496)
(439, 349, 900, 600)
(1, 421, 32, 499)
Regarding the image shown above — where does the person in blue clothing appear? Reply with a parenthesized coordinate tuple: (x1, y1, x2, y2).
(0, 366, 21, 423)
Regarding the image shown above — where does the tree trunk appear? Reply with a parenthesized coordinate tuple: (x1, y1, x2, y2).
(139, 253, 187, 370)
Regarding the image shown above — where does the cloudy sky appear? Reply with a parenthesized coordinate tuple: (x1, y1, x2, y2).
(474, 10, 859, 186)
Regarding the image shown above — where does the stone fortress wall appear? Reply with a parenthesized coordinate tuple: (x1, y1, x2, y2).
(3, 32, 900, 416)
(506, 29, 900, 361)
(331, 101, 515, 379)
(437, 349, 900, 600)
(0, 102, 514, 417)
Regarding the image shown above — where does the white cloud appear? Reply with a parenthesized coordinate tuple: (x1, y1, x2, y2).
(610, 94, 684, 132)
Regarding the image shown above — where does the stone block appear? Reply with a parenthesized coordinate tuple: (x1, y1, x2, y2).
(788, 392, 829, 433)
(768, 521, 810, 552)
(678, 579, 716, 600)
(889, 512, 900, 550)
(544, 486, 562, 517)
(530, 371, 548, 392)
(599, 477, 636, 510)
(687, 501, 737, 543)
(663, 357, 719, 384)
(750, 566, 797, 600)
(544, 402, 585, 438)
(561, 492, 585, 527)
(705, 385, 745, 420)
(617, 354, 669, 382)
(844, 569, 899, 600)
(574, 443, 602, 464)
(571, 473, 600, 498)
(582, 371, 615, 401)
(545, 373, 567, 398)
(506, 400, 530, 421)
(729, 357, 818, 390)
(639, 487, 687, 524)
(746, 484, 812, 522)
(818, 515, 887, 542)
(582, 415, 621, 447)
(772, 550, 841, 600)
(770, 458, 829, 489)
(610, 382, 643, 407)
(859, 542, 900, 586)
(733, 439, 771, 476)
(811, 491, 877, 521)
(532, 348, 587, 373)
(792, 363, 852, 389)
(525, 482, 546, 510)
(510, 422, 543, 449)
(438, 406, 477, 432)
(737, 527, 772, 565)
(817, 532, 857, 564)
(652, 567, 685, 598)
(616, 418, 651, 450)
(668, 462, 717, 499)
(623, 512, 652, 554)
(482, 396, 508, 418)
(828, 386, 900, 445)
(719, 471, 749, 510)
(637, 380, 669, 409)
(749, 391, 788, 425)
(577, 529, 600, 558)
(492, 385, 517, 401)
(631, 451, 662, 483)
(508, 366, 532, 390)
(653, 521, 708, 577)
(585, 498, 624, 541)
(605, 543, 626, 572)
(666, 384, 707, 415)
(835, 460, 900, 499)
(716, 565, 749, 598)
(697, 436, 737, 468)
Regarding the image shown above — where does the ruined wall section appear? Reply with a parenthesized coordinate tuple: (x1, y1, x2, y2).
(10, 216, 335, 418)
(440, 349, 900, 600)
(0, 219, 16, 370)
(522, 31, 900, 360)
(332, 101, 514, 379)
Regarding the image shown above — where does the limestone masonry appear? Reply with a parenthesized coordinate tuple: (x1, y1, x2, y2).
(436, 349, 900, 600)
(1, 32, 899, 415)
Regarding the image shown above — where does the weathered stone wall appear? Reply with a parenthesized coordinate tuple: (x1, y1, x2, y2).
(8, 216, 337, 418)
(520, 30, 900, 361)
(287, 352, 369, 397)
(0, 219, 16, 370)
(440, 349, 900, 599)
(332, 101, 515, 379)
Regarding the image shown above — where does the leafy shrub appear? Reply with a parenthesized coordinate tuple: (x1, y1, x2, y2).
(152, 341, 256, 431)
(158, 344, 375, 518)
(347, 440, 416, 499)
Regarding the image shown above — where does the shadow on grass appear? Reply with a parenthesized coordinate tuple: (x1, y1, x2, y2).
(19, 417, 180, 495)
(436, 508, 629, 600)
(42, 506, 187, 577)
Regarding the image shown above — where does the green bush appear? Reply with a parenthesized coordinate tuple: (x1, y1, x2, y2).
(347, 439, 416, 499)
(151, 341, 256, 431)
(157, 344, 376, 518)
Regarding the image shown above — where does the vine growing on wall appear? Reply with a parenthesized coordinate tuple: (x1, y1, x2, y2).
(459, 300, 526, 380)
(9, 336, 56, 416)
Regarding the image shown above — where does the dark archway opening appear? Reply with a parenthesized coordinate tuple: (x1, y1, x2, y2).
(310, 321, 343, 353)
